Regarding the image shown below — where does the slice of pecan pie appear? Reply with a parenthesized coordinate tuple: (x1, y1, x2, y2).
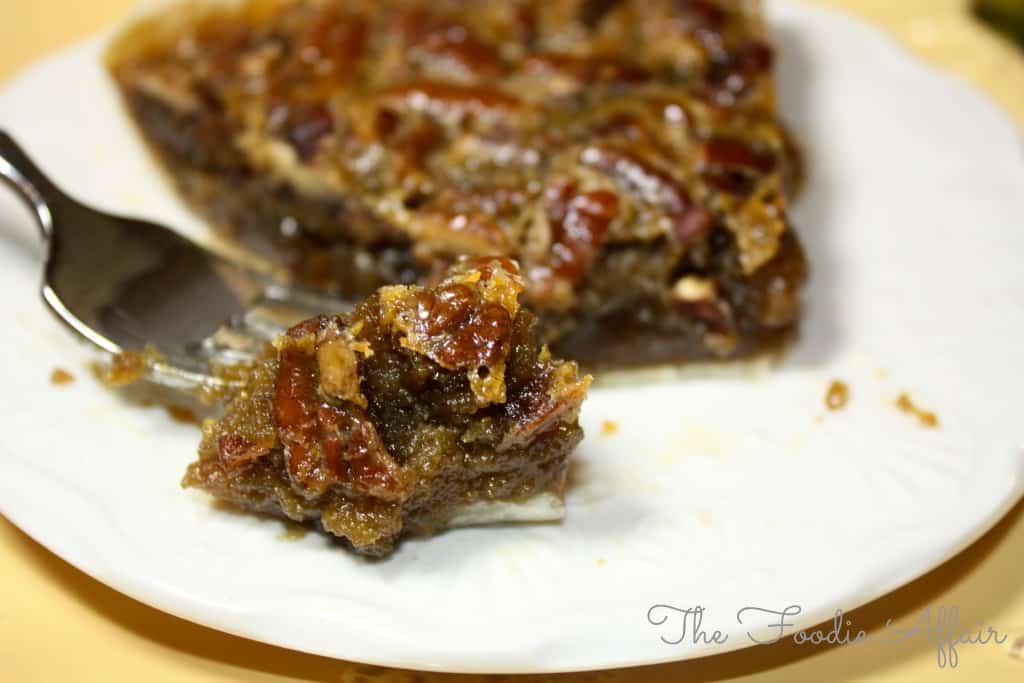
(108, 0, 806, 367)
(183, 257, 590, 556)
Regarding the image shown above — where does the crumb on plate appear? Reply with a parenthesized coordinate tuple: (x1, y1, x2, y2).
(50, 368, 75, 386)
(94, 349, 150, 387)
(825, 380, 850, 411)
(896, 392, 939, 428)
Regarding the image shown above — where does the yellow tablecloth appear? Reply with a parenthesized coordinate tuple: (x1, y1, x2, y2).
(1, 1, 1022, 680)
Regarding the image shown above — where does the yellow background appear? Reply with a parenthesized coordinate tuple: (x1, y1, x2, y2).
(1, 1, 1023, 680)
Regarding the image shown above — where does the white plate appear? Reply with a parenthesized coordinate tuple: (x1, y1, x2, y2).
(0, 1, 1022, 674)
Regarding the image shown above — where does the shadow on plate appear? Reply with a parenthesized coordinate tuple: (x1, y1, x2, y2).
(774, 22, 841, 370)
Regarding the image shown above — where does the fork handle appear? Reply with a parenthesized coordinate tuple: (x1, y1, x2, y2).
(0, 130, 66, 240)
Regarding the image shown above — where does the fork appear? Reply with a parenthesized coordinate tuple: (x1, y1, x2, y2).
(0, 130, 340, 391)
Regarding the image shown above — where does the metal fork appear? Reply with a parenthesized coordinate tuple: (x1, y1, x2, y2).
(0, 130, 339, 391)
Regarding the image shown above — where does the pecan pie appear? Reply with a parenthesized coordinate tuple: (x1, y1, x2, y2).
(108, 0, 806, 366)
(182, 257, 590, 556)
